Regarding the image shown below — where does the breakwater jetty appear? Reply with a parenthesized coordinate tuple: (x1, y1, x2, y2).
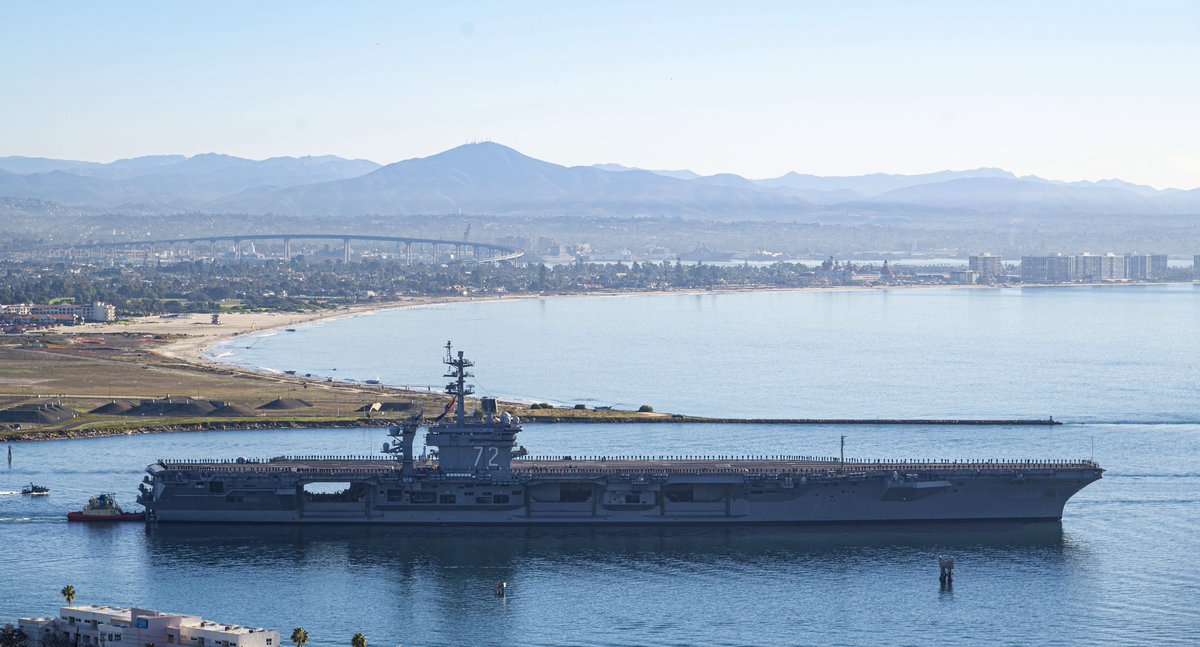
(525, 416, 1062, 426)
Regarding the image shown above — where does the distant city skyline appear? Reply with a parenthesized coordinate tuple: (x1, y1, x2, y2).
(2, 1, 1198, 189)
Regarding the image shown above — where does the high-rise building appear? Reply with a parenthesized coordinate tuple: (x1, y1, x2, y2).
(1021, 254, 1075, 283)
(1074, 254, 1101, 281)
(1046, 254, 1076, 282)
(1021, 256, 1048, 282)
(1098, 253, 1127, 280)
(969, 253, 1003, 282)
(1150, 255, 1168, 279)
(1126, 254, 1151, 280)
(1126, 254, 1168, 280)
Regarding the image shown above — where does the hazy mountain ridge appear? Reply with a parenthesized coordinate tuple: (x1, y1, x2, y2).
(0, 144, 1197, 219)
(223, 143, 815, 219)
(0, 153, 381, 205)
(867, 177, 1161, 214)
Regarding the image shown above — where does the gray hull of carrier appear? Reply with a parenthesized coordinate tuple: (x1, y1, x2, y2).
(137, 344, 1102, 525)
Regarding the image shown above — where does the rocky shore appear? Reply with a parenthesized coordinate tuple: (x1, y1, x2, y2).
(3, 418, 397, 442)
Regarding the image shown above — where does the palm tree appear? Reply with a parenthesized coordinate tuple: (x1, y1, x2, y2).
(290, 628, 308, 647)
(60, 585, 76, 606)
(351, 634, 366, 647)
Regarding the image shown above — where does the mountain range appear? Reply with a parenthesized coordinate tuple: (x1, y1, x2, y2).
(1, 143, 1196, 220)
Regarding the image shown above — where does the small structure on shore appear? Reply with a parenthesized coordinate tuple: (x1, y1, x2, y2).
(17, 605, 278, 647)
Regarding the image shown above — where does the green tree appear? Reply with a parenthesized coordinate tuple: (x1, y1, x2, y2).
(60, 585, 75, 605)
(0, 624, 28, 647)
(351, 633, 367, 647)
(291, 628, 309, 647)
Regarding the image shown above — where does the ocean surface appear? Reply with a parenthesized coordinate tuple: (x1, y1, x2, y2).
(3, 285, 1199, 646)
(212, 284, 1200, 422)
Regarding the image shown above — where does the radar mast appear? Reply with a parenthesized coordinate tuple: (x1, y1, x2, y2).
(443, 341, 474, 425)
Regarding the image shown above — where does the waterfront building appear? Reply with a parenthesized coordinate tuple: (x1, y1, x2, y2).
(1126, 254, 1168, 280)
(968, 253, 1003, 282)
(1026, 253, 1152, 283)
(1098, 253, 1127, 281)
(1, 302, 115, 322)
(1017, 254, 1075, 282)
(1073, 253, 1126, 281)
(1021, 255, 1047, 282)
(1074, 254, 1101, 281)
(0, 312, 80, 327)
(1195, 255, 1200, 280)
(17, 605, 278, 647)
(1126, 255, 1150, 280)
(1046, 254, 1076, 282)
(1021, 254, 1076, 283)
(1151, 254, 1168, 279)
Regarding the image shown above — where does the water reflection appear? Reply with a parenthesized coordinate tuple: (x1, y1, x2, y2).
(145, 521, 1067, 570)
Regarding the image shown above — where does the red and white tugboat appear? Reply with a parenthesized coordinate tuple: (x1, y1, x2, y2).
(67, 493, 145, 522)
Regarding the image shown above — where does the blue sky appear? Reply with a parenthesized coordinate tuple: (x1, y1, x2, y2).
(2, 1, 1198, 187)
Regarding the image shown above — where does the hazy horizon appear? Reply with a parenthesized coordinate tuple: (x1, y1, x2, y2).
(2, 1, 1198, 189)
(0, 142, 1193, 192)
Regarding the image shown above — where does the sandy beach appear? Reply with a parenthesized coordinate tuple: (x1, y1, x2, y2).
(69, 283, 1011, 374)
(64, 280, 1128, 378)
(74, 297, 450, 367)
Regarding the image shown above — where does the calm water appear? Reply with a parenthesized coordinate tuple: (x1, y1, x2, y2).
(4, 286, 1200, 646)
(214, 284, 1200, 421)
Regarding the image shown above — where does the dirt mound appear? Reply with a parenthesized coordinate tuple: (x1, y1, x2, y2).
(125, 397, 218, 417)
(0, 402, 77, 424)
(209, 403, 259, 417)
(90, 400, 135, 415)
(257, 398, 313, 410)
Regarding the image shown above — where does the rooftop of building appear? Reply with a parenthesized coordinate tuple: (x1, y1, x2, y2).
(48, 606, 270, 635)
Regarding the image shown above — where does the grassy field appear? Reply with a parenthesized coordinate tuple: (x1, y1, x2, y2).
(0, 331, 669, 440)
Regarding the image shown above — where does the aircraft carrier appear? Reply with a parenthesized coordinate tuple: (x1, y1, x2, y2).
(137, 344, 1103, 525)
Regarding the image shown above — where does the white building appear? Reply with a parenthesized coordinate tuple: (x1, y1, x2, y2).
(1, 302, 115, 323)
(80, 302, 116, 322)
(968, 254, 1003, 282)
(18, 605, 278, 647)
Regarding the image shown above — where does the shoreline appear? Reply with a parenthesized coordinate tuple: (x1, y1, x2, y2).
(8, 280, 1174, 442)
(69, 280, 1188, 393)
(6, 418, 399, 442)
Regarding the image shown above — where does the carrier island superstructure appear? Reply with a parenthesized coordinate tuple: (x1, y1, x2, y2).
(137, 344, 1103, 524)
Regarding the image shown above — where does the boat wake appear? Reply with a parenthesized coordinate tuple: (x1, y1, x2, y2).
(0, 491, 21, 496)
(0, 517, 33, 523)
